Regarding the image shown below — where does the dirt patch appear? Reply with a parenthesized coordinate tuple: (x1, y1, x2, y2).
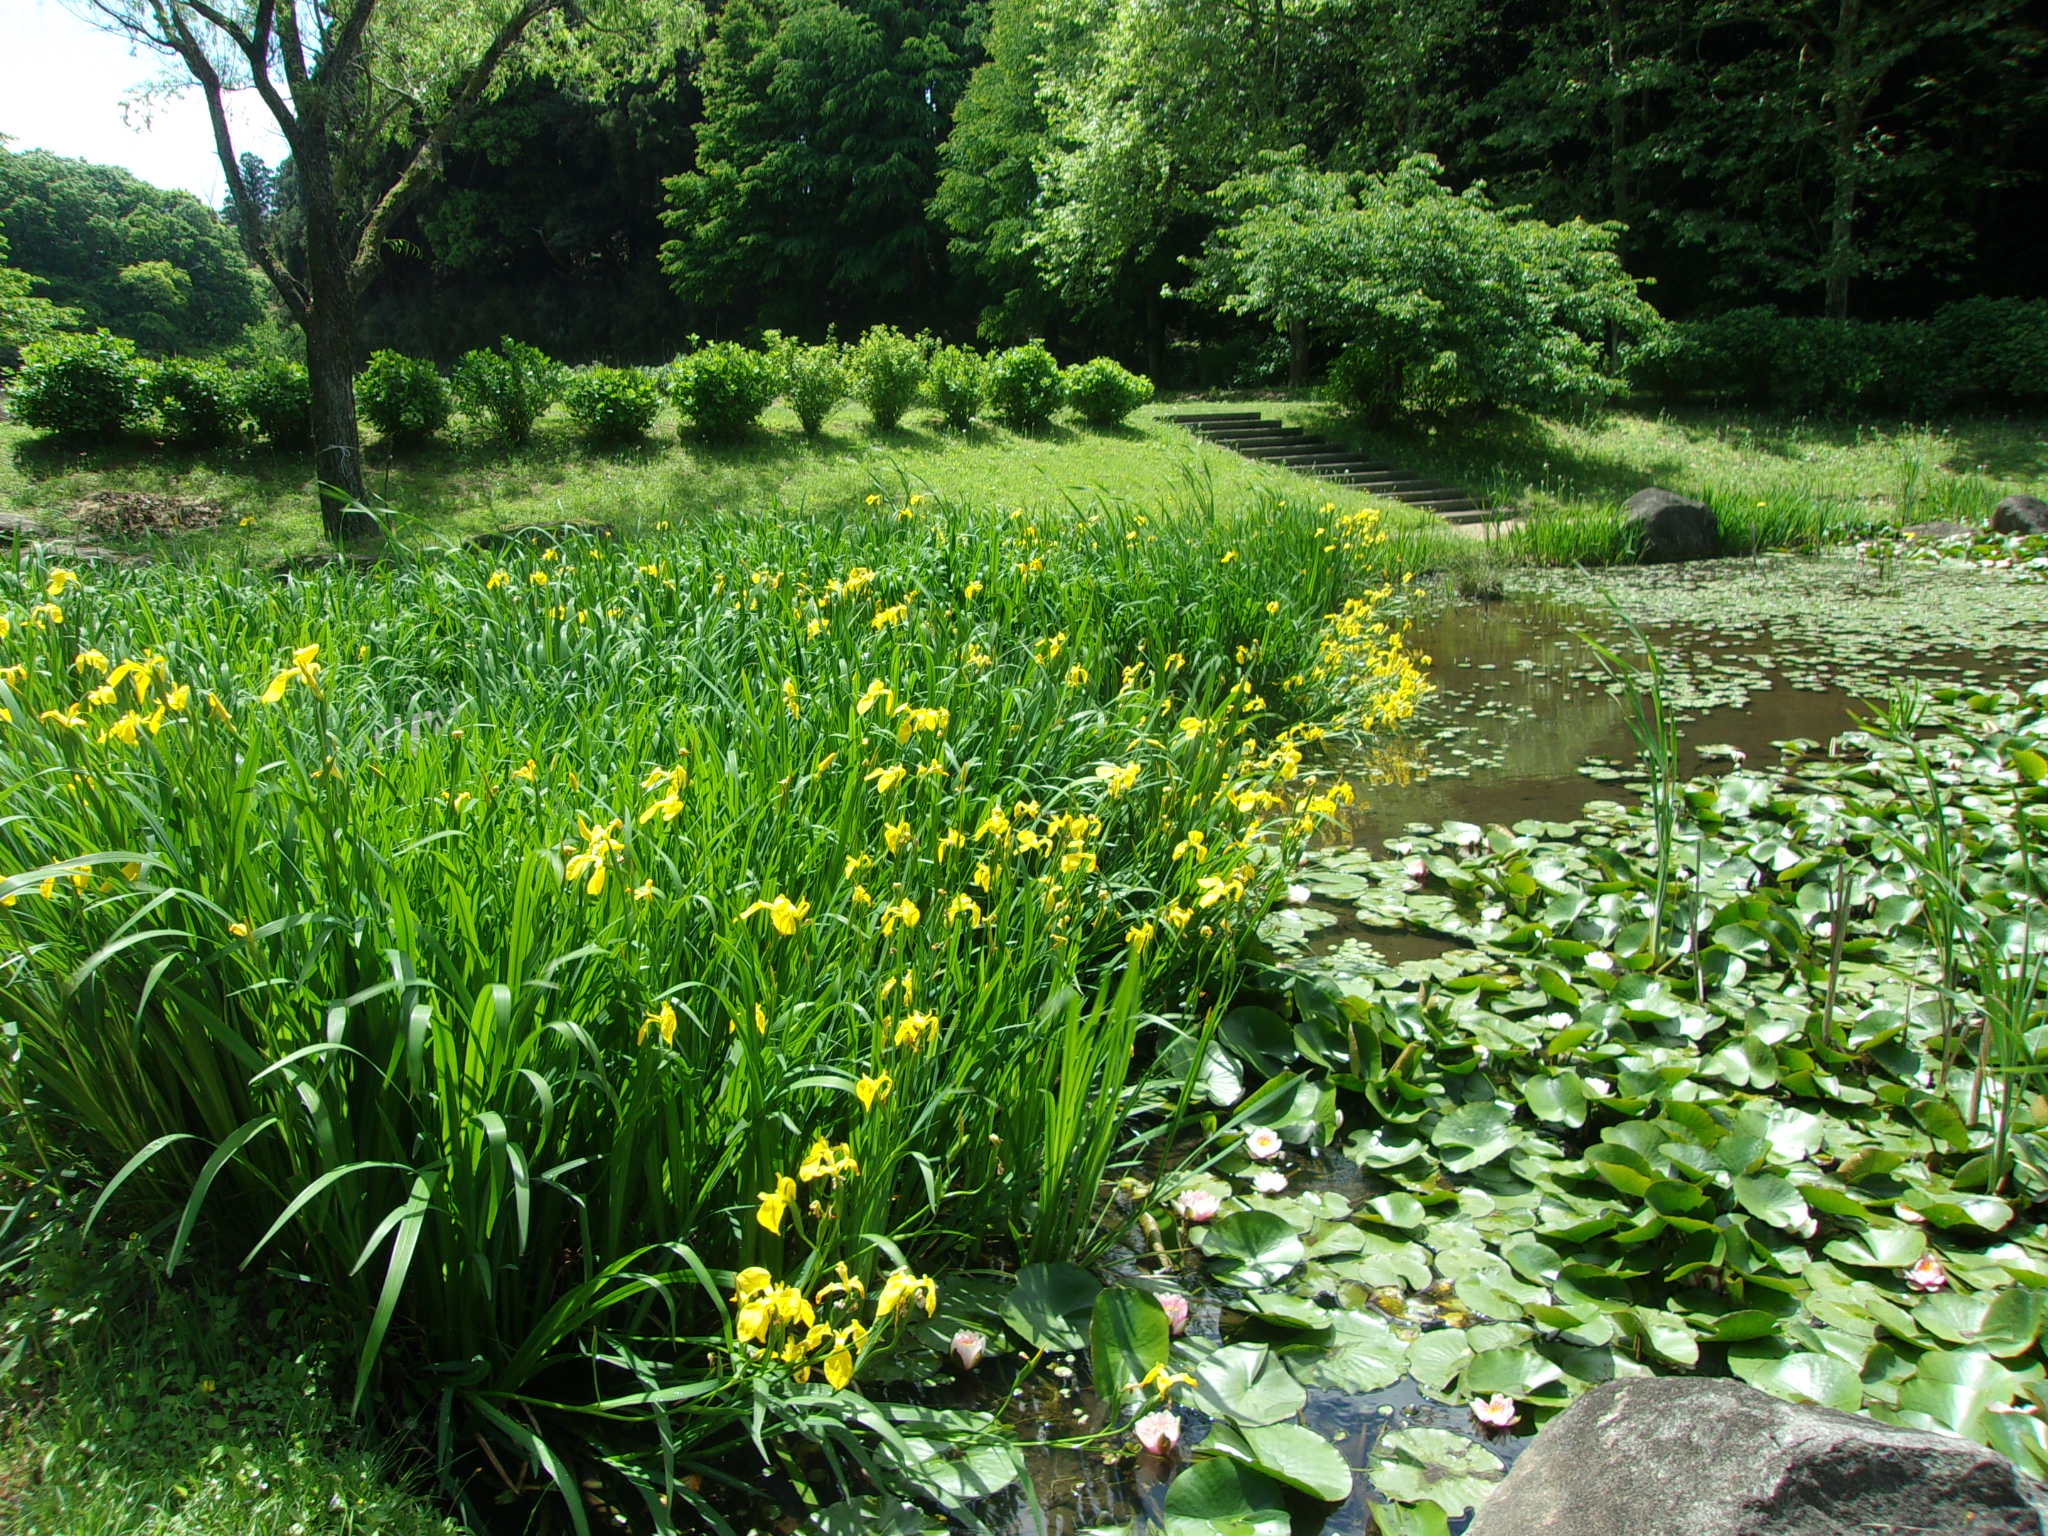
(66, 491, 232, 539)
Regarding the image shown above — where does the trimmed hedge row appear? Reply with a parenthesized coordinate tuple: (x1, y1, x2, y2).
(5, 328, 1157, 451)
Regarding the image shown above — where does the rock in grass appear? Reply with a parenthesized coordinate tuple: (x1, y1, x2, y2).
(1465, 1377, 2048, 1536)
(1623, 487, 1722, 563)
(1990, 495, 2048, 535)
(1905, 519, 1977, 542)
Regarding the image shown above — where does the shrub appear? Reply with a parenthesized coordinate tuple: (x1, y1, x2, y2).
(239, 359, 311, 449)
(146, 356, 244, 447)
(766, 332, 848, 436)
(663, 341, 776, 442)
(450, 336, 563, 446)
(848, 325, 926, 431)
(9, 330, 146, 439)
(922, 345, 987, 431)
(356, 350, 450, 447)
(563, 366, 662, 445)
(1625, 309, 1962, 416)
(987, 343, 1065, 431)
(1932, 297, 2048, 404)
(1062, 356, 1153, 427)
(1324, 345, 1385, 417)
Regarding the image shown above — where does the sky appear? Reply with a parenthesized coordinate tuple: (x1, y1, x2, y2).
(0, 0, 291, 205)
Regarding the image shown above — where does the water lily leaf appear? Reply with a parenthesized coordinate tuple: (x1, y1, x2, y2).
(1618, 1307, 1699, 1366)
(1728, 1347, 1863, 1413)
(1368, 1426, 1504, 1516)
(1906, 1194, 2015, 1232)
(1001, 1262, 1100, 1353)
(1369, 1501, 1453, 1536)
(1407, 1331, 1474, 1393)
(1431, 1103, 1518, 1172)
(1202, 1211, 1306, 1288)
(1916, 1289, 2043, 1355)
(1461, 1345, 1564, 1398)
(1522, 1072, 1588, 1128)
(1162, 1456, 1291, 1536)
(1348, 1127, 1427, 1169)
(1206, 1422, 1354, 1502)
(1287, 1311, 1408, 1393)
(1734, 1173, 1811, 1233)
(1895, 1348, 2045, 1438)
(1091, 1287, 1171, 1416)
(890, 1428, 1024, 1506)
(1232, 1291, 1330, 1331)
(1363, 1192, 1427, 1227)
(1184, 1341, 1308, 1426)
(1980, 1289, 2046, 1357)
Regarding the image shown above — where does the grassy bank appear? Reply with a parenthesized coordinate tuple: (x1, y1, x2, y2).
(0, 401, 1464, 568)
(1258, 399, 2047, 561)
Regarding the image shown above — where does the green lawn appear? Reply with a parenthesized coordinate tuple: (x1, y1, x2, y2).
(1262, 398, 2047, 526)
(0, 399, 1457, 567)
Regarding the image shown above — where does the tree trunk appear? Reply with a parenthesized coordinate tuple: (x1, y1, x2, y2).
(1287, 317, 1311, 389)
(295, 137, 374, 542)
(1604, 0, 1631, 225)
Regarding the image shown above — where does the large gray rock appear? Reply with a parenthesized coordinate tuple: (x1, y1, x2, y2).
(1466, 1377, 2048, 1536)
(1624, 487, 1722, 563)
(1991, 495, 2048, 535)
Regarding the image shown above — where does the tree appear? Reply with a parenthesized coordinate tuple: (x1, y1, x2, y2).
(73, 0, 698, 540)
(660, 0, 977, 336)
(1193, 152, 1662, 415)
(0, 146, 262, 353)
(0, 233, 82, 365)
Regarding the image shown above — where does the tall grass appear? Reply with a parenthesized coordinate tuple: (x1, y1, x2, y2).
(0, 486, 1423, 1525)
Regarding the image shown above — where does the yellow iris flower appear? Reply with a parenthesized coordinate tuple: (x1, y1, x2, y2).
(737, 893, 811, 935)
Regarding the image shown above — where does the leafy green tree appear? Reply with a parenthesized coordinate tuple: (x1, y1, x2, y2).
(661, 0, 977, 334)
(1194, 153, 1662, 416)
(0, 233, 80, 365)
(75, 0, 700, 540)
(0, 147, 261, 354)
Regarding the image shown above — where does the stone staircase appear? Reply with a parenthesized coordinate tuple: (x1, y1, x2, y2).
(1164, 411, 1513, 529)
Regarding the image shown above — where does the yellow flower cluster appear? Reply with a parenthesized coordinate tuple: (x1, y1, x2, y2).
(730, 1262, 937, 1391)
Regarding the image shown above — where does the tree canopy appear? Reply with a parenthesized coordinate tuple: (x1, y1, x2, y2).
(0, 146, 261, 354)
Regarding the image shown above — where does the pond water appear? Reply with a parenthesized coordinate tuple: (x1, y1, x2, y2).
(986, 551, 2048, 1536)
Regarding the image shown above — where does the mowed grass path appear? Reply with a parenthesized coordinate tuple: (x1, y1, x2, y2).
(0, 399, 1452, 566)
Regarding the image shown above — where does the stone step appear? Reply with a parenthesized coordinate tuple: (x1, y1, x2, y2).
(1165, 410, 1265, 424)
(1441, 507, 1516, 527)
(1319, 472, 1435, 490)
(1201, 428, 1304, 445)
(1393, 495, 1483, 513)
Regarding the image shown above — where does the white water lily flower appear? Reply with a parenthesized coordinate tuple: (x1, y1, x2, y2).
(1171, 1188, 1221, 1224)
(1471, 1394, 1520, 1429)
(1243, 1125, 1284, 1161)
(1251, 1169, 1288, 1195)
(951, 1329, 986, 1370)
(1286, 883, 1312, 904)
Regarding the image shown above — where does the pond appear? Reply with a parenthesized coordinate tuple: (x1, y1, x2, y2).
(986, 551, 2048, 1536)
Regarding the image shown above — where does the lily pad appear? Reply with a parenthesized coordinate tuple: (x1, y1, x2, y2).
(1163, 1456, 1291, 1536)
(1368, 1426, 1505, 1516)
(1205, 1422, 1354, 1503)
(1001, 1262, 1100, 1353)
(1185, 1341, 1309, 1426)
(1201, 1210, 1307, 1288)
(1091, 1287, 1171, 1416)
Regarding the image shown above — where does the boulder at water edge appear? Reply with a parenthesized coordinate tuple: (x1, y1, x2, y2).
(1991, 494, 2048, 535)
(1623, 487, 1722, 563)
(1464, 1377, 2048, 1536)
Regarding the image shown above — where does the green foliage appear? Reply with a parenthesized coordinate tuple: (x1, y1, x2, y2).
(449, 335, 563, 445)
(657, 0, 977, 334)
(849, 324, 927, 431)
(663, 340, 777, 441)
(0, 147, 262, 355)
(1062, 356, 1153, 427)
(0, 495, 1420, 1519)
(355, 351, 451, 448)
(1631, 301, 2048, 416)
(921, 344, 987, 430)
(1201, 153, 1662, 418)
(9, 330, 146, 440)
(767, 332, 849, 436)
(146, 357, 244, 447)
(0, 233, 80, 365)
(986, 342, 1064, 431)
(562, 366, 662, 445)
(238, 360, 311, 450)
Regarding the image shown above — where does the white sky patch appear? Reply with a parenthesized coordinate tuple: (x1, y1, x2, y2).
(0, 0, 291, 205)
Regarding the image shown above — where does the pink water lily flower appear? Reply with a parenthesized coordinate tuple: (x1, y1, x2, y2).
(1471, 1394, 1520, 1429)
(1905, 1255, 1949, 1293)
(1171, 1188, 1221, 1224)
(1134, 1409, 1182, 1456)
(1243, 1125, 1284, 1161)
(951, 1329, 987, 1370)
(1158, 1292, 1190, 1336)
